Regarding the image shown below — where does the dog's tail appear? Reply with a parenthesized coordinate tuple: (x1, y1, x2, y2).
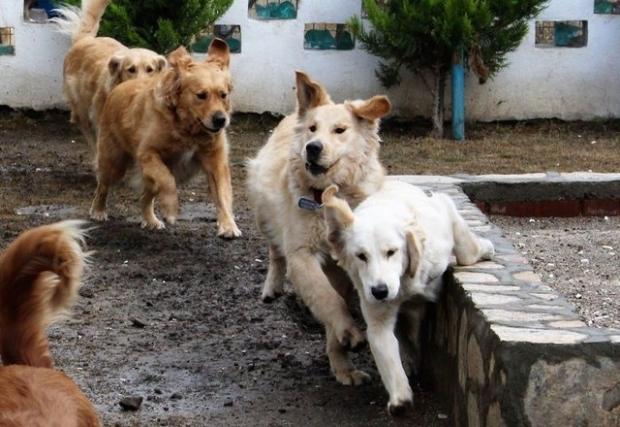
(51, 0, 111, 44)
(0, 220, 89, 368)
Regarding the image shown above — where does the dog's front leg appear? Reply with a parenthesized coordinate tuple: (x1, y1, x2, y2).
(197, 142, 241, 239)
(138, 150, 178, 229)
(261, 245, 286, 302)
(286, 250, 368, 385)
(362, 301, 413, 416)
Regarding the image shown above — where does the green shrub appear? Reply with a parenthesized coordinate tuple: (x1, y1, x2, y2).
(78, 0, 233, 53)
(351, 0, 548, 137)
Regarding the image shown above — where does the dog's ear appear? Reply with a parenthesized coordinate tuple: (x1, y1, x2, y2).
(207, 38, 230, 68)
(347, 95, 391, 122)
(108, 55, 124, 84)
(295, 71, 331, 116)
(160, 68, 181, 109)
(168, 46, 192, 70)
(156, 55, 168, 71)
(322, 185, 354, 253)
(405, 225, 423, 278)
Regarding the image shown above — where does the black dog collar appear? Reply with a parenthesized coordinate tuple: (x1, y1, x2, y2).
(298, 187, 324, 211)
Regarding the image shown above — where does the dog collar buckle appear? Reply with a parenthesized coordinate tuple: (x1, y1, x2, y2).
(298, 197, 323, 211)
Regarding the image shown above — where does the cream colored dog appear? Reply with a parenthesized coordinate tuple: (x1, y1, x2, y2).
(247, 71, 391, 385)
(53, 0, 166, 146)
(322, 180, 494, 415)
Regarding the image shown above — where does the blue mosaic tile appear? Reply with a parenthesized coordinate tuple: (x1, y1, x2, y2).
(304, 23, 355, 51)
(249, 0, 297, 20)
(191, 25, 241, 54)
(594, 0, 620, 14)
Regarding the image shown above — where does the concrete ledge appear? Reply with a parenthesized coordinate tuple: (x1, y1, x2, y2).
(394, 175, 620, 427)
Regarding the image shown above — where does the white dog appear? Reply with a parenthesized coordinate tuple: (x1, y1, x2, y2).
(321, 180, 494, 415)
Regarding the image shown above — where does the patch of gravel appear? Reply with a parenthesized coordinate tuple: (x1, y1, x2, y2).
(490, 216, 620, 329)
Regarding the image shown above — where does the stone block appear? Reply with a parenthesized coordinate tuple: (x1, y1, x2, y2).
(468, 391, 480, 427)
(491, 325, 587, 344)
(486, 402, 506, 427)
(458, 310, 469, 391)
(470, 293, 521, 306)
(525, 358, 620, 426)
(513, 271, 542, 284)
(485, 309, 563, 323)
(467, 335, 485, 386)
(455, 272, 499, 284)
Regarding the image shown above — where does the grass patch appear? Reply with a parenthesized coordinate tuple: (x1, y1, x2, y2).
(379, 119, 620, 175)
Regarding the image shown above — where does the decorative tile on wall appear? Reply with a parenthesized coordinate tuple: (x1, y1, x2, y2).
(191, 25, 241, 54)
(535, 21, 588, 48)
(594, 0, 620, 14)
(0, 27, 15, 55)
(361, 0, 391, 19)
(248, 0, 298, 20)
(304, 23, 355, 50)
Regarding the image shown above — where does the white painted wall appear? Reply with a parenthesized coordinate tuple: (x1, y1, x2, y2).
(0, 0, 619, 120)
(0, 1, 70, 109)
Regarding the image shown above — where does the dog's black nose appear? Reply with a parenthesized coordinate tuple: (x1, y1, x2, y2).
(371, 283, 389, 300)
(306, 141, 323, 162)
(212, 112, 227, 129)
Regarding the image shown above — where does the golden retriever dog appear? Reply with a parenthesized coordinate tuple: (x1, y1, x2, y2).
(90, 40, 241, 238)
(247, 71, 390, 385)
(0, 220, 100, 427)
(52, 0, 166, 146)
(322, 181, 494, 414)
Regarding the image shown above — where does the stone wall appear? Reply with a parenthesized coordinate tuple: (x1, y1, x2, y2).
(395, 175, 620, 426)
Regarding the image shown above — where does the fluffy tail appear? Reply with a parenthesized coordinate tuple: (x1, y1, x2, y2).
(51, 0, 112, 44)
(0, 220, 89, 368)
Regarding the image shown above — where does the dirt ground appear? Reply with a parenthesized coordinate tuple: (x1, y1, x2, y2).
(491, 216, 620, 329)
(1, 111, 619, 426)
(0, 111, 449, 427)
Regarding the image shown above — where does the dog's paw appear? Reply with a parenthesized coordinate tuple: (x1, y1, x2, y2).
(479, 238, 495, 260)
(387, 396, 413, 417)
(337, 323, 366, 352)
(164, 216, 177, 226)
(141, 218, 166, 230)
(334, 369, 371, 386)
(89, 210, 108, 222)
(218, 223, 242, 240)
(261, 289, 283, 303)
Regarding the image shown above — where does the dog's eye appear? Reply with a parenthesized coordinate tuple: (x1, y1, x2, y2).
(309, 125, 317, 132)
(197, 92, 208, 100)
(386, 249, 396, 258)
(334, 127, 347, 134)
(127, 66, 136, 74)
(356, 253, 368, 262)
(220, 92, 228, 100)
(146, 66, 153, 73)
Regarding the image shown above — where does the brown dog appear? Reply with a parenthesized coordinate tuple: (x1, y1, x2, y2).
(0, 220, 100, 427)
(247, 72, 390, 385)
(90, 39, 241, 238)
(53, 0, 166, 146)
